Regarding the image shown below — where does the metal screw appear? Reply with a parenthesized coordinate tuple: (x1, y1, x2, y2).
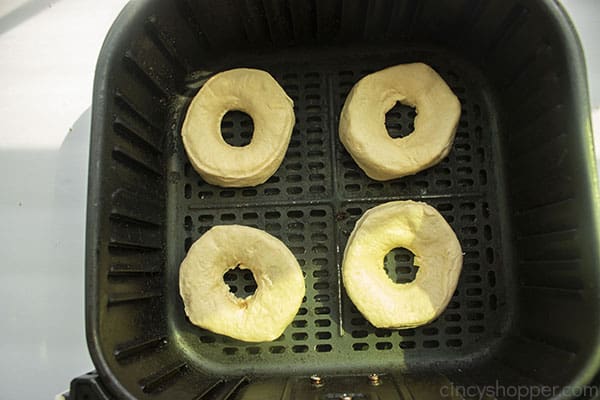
(368, 373, 381, 386)
(340, 394, 353, 400)
(310, 374, 323, 387)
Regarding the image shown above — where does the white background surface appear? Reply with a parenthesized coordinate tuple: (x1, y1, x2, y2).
(0, 0, 598, 398)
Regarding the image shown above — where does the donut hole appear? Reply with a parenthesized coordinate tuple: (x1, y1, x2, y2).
(385, 101, 416, 139)
(223, 265, 258, 298)
(220, 110, 254, 147)
(383, 247, 420, 284)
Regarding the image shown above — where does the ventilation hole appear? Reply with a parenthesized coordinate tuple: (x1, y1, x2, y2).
(352, 330, 368, 338)
(184, 237, 192, 252)
(445, 326, 462, 334)
(224, 267, 257, 299)
(292, 332, 308, 341)
(297, 307, 308, 315)
(375, 329, 392, 338)
(462, 226, 477, 234)
(423, 327, 438, 336)
(457, 166, 472, 174)
(484, 225, 492, 241)
(384, 248, 419, 284)
(468, 312, 484, 321)
(466, 275, 482, 283)
(184, 184, 191, 199)
(489, 294, 498, 310)
(220, 111, 253, 147)
(266, 222, 281, 231)
(315, 319, 331, 327)
(486, 248, 495, 263)
(246, 346, 260, 355)
(344, 170, 361, 180)
(315, 306, 330, 315)
(263, 188, 281, 196)
(308, 150, 324, 157)
(466, 288, 482, 296)
(314, 294, 330, 302)
(200, 335, 215, 343)
(288, 222, 304, 230)
(293, 320, 307, 328)
(488, 271, 496, 287)
(313, 282, 329, 290)
(479, 170, 488, 185)
(353, 343, 369, 351)
(242, 212, 258, 220)
(463, 238, 478, 247)
(312, 245, 327, 253)
(288, 233, 304, 242)
(423, 340, 439, 348)
(376, 342, 393, 350)
(309, 185, 326, 194)
(313, 258, 328, 267)
(220, 213, 236, 221)
(461, 212, 476, 224)
(351, 318, 366, 326)
(310, 209, 326, 217)
(447, 301, 460, 309)
(458, 178, 474, 187)
(447, 339, 462, 347)
(184, 216, 192, 231)
(292, 345, 309, 353)
(469, 325, 485, 333)
(198, 214, 214, 224)
(287, 246, 304, 255)
(309, 173, 325, 181)
(316, 344, 332, 352)
(468, 300, 483, 308)
(316, 332, 331, 340)
(311, 221, 327, 229)
(286, 174, 302, 182)
(414, 181, 429, 189)
(269, 346, 285, 354)
(288, 210, 304, 218)
(307, 116, 321, 123)
(445, 313, 461, 322)
(223, 347, 238, 355)
(311, 233, 327, 242)
(400, 341, 416, 349)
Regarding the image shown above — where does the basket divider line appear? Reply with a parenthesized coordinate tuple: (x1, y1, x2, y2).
(326, 71, 345, 338)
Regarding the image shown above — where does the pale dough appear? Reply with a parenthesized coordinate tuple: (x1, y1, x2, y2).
(342, 201, 463, 328)
(339, 63, 461, 181)
(179, 225, 305, 342)
(182, 68, 295, 187)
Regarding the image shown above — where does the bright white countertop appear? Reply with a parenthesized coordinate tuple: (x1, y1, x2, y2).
(0, 0, 598, 398)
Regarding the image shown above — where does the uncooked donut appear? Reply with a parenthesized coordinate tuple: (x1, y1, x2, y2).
(182, 68, 295, 187)
(179, 225, 305, 342)
(342, 201, 462, 328)
(339, 63, 461, 181)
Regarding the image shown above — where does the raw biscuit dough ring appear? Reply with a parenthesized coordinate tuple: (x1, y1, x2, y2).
(339, 63, 461, 181)
(182, 68, 295, 187)
(179, 225, 305, 342)
(342, 201, 463, 328)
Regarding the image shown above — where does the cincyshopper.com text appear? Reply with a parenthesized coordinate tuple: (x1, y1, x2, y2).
(440, 381, 598, 400)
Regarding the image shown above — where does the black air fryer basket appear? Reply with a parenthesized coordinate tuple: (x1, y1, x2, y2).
(79, 0, 600, 398)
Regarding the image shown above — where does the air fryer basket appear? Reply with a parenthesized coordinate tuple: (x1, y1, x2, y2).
(86, 0, 600, 399)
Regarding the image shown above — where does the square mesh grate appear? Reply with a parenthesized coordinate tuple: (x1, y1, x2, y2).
(170, 48, 507, 374)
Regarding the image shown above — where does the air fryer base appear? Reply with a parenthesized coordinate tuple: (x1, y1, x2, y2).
(86, 0, 600, 398)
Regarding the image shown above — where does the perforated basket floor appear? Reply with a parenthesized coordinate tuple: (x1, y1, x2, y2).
(166, 46, 508, 375)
